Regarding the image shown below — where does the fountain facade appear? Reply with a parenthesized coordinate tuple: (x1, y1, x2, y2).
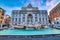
(11, 4, 49, 29)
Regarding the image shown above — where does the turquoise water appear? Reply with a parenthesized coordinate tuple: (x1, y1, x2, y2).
(0, 28, 60, 35)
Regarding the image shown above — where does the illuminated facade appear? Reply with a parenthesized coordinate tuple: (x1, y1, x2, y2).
(0, 8, 5, 26)
(12, 4, 49, 27)
(49, 3, 60, 21)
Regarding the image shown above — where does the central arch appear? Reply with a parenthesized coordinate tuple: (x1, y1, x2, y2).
(27, 14, 33, 24)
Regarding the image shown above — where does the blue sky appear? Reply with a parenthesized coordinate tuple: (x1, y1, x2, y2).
(0, 0, 60, 16)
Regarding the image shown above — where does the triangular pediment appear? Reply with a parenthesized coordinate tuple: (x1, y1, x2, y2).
(27, 3, 32, 8)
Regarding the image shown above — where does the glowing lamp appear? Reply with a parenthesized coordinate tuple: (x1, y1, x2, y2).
(54, 18, 57, 21)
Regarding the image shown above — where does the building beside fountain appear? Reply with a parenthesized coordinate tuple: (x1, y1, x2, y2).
(11, 4, 49, 29)
(0, 8, 5, 28)
(4, 15, 11, 27)
(49, 3, 60, 29)
(49, 3, 60, 21)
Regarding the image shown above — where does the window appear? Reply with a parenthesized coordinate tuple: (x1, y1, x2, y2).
(15, 18, 17, 22)
(23, 14, 25, 16)
(23, 19, 25, 22)
(14, 14, 17, 17)
(23, 14, 25, 22)
(15, 11, 18, 13)
(23, 17, 25, 22)
(23, 17, 25, 19)
(2, 13, 4, 15)
(35, 17, 37, 19)
(35, 14, 37, 17)
(43, 18, 44, 21)
(16, 14, 17, 17)
(15, 11, 18, 17)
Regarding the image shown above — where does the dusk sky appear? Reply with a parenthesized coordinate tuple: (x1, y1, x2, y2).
(0, 0, 60, 16)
